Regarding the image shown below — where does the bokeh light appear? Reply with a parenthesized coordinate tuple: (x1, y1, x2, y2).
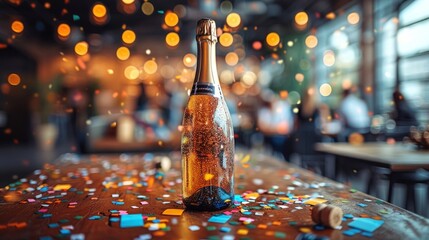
(219, 33, 233, 47)
(220, 1, 233, 14)
(266, 32, 280, 47)
(326, 12, 336, 20)
(183, 53, 197, 68)
(8, 73, 21, 86)
(295, 12, 308, 25)
(242, 71, 257, 86)
(122, 0, 134, 4)
(225, 52, 239, 66)
(122, 30, 136, 44)
(226, 12, 241, 28)
(319, 83, 332, 97)
(165, 12, 179, 27)
(252, 41, 262, 50)
(92, 3, 107, 18)
(124, 65, 140, 80)
(141, 2, 154, 15)
(347, 12, 360, 25)
(57, 23, 71, 38)
(166, 32, 180, 47)
(323, 50, 335, 67)
(74, 41, 89, 56)
(295, 73, 304, 83)
(11, 20, 24, 33)
(144, 60, 158, 74)
(116, 46, 130, 60)
(305, 35, 318, 48)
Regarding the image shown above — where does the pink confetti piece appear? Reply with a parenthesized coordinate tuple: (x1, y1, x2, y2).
(27, 199, 35, 203)
(140, 201, 148, 205)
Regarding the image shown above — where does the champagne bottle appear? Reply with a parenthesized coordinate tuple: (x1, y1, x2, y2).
(181, 18, 235, 211)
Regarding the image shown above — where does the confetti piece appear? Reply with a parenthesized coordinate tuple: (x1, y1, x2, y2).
(206, 226, 216, 231)
(88, 216, 101, 220)
(220, 226, 231, 232)
(120, 214, 144, 228)
(162, 209, 184, 216)
(357, 203, 368, 208)
(274, 232, 286, 238)
(237, 229, 248, 235)
(204, 173, 214, 181)
(348, 218, 384, 232)
(304, 198, 328, 206)
(70, 233, 85, 240)
(53, 184, 72, 191)
(48, 223, 59, 228)
(361, 231, 374, 237)
(343, 229, 361, 236)
(299, 227, 312, 233)
(208, 214, 231, 224)
(188, 225, 200, 231)
(60, 229, 71, 235)
(344, 214, 354, 219)
(72, 15, 80, 21)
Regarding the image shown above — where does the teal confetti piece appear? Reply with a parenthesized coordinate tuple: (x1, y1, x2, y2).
(274, 232, 286, 238)
(158, 10, 164, 14)
(208, 214, 231, 223)
(206, 226, 216, 231)
(348, 218, 384, 232)
(88, 215, 101, 220)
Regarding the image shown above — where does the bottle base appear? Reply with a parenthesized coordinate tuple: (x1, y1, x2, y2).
(183, 186, 233, 211)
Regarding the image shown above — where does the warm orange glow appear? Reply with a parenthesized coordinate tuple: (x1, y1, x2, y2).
(11, 20, 24, 33)
(165, 12, 179, 27)
(124, 66, 140, 80)
(305, 35, 318, 48)
(347, 12, 360, 25)
(219, 33, 233, 47)
(183, 53, 196, 68)
(92, 3, 107, 18)
(74, 41, 89, 56)
(326, 12, 336, 20)
(225, 52, 239, 66)
(323, 50, 335, 67)
(252, 41, 262, 50)
(122, 30, 136, 44)
(8, 73, 21, 86)
(319, 83, 332, 97)
(266, 32, 280, 47)
(141, 2, 154, 15)
(143, 60, 158, 74)
(226, 12, 241, 28)
(122, 0, 134, 4)
(166, 32, 180, 47)
(116, 46, 130, 60)
(57, 23, 71, 38)
(295, 12, 308, 25)
(349, 132, 364, 145)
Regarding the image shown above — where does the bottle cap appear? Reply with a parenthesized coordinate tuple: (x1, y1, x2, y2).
(196, 18, 217, 42)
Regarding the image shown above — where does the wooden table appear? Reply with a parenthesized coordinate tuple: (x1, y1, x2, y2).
(316, 142, 429, 171)
(1, 150, 428, 239)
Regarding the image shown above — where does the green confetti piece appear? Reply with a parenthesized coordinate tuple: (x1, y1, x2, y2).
(275, 232, 286, 238)
(58, 219, 69, 223)
(349, 189, 357, 193)
(379, 209, 390, 214)
(289, 221, 297, 226)
(246, 224, 256, 229)
(376, 199, 383, 204)
(207, 236, 220, 240)
(157, 10, 165, 14)
(229, 221, 240, 226)
(206, 226, 216, 231)
(73, 15, 80, 21)
(74, 215, 83, 220)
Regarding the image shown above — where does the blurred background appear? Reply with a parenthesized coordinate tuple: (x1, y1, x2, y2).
(0, 0, 428, 187)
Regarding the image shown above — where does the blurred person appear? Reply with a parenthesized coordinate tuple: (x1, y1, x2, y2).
(337, 88, 370, 142)
(391, 89, 418, 127)
(257, 90, 294, 160)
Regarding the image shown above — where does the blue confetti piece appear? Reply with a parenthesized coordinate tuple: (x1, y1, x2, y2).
(343, 229, 361, 236)
(48, 223, 59, 228)
(313, 224, 325, 231)
(208, 214, 232, 224)
(112, 201, 125, 205)
(120, 214, 144, 228)
(39, 236, 53, 240)
(88, 215, 101, 220)
(361, 231, 374, 238)
(234, 195, 244, 202)
(41, 214, 52, 218)
(220, 226, 231, 232)
(357, 203, 368, 208)
(60, 229, 71, 235)
(344, 214, 354, 219)
(110, 217, 120, 222)
(348, 218, 384, 232)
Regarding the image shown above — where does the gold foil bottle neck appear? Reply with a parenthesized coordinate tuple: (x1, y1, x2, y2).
(196, 18, 217, 42)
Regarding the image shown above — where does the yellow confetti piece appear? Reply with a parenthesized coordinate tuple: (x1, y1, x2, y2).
(244, 192, 259, 200)
(162, 209, 185, 216)
(299, 227, 312, 233)
(241, 154, 251, 164)
(237, 229, 248, 235)
(204, 173, 214, 181)
(305, 198, 328, 206)
(53, 184, 72, 191)
(147, 217, 156, 221)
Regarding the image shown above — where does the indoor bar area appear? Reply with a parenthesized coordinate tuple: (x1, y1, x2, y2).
(0, 0, 428, 239)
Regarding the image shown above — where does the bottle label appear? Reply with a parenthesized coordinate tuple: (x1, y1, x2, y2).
(191, 83, 217, 96)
